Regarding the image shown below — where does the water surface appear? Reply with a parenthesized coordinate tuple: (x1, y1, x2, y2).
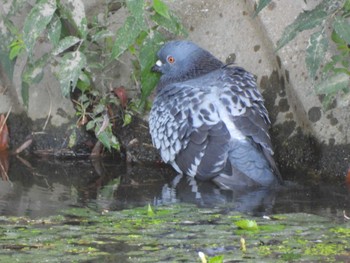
(1, 156, 349, 219)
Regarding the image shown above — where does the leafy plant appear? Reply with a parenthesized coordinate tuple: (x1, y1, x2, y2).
(235, 219, 259, 231)
(4, 0, 186, 151)
(198, 251, 224, 263)
(255, 0, 350, 109)
(147, 203, 155, 217)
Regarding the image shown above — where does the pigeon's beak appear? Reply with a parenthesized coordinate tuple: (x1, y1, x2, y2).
(151, 60, 163, 73)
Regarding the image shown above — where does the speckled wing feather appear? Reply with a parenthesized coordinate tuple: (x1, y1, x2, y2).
(220, 67, 273, 149)
(220, 66, 281, 182)
(149, 66, 279, 186)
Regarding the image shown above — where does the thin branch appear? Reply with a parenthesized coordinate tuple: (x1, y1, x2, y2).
(42, 85, 52, 131)
(0, 106, 12, 133)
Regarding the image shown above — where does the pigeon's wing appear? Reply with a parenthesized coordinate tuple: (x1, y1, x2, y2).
(149, 83, 232, 179)
(219, 66, 281, 181)
(174, 113, 232, 180)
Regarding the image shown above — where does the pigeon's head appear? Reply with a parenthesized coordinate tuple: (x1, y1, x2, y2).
(152, 40, 223, 86)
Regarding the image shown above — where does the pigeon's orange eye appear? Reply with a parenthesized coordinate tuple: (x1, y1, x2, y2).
(167, 55, 175, 64)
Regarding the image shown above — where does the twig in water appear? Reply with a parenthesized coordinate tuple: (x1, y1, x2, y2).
(0, 161, 10, 184)
(13, 137, 33, 154)
(240, 236, 247, 253)
(198, 252, 207, 263)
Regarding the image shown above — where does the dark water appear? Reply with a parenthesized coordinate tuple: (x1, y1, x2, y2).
(1, 156, 350, 219)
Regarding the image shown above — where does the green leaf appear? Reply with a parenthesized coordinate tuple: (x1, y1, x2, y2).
(76, 71, 91, 92)
(331, 54, 343, 63)
(94, 104, 105, 115)
(86, 120, 95, 131)
(343, 0, 350, 12)
(323, 61, 336, 73)
(147, 204, 155, 217)
(306, 31, 328, 78)
(126, 0, 145, 23)
(253, 0, 272, 17)
(9, 44, 22, 60)
(9, 40, 25, 60)
(153, 0, 170, 19)
(333, 16, 350, 44)
(235, 219, 259, 231)
(0, 29, 15, 78)
(97, 130, 111, 151)
(123, 112, 132, 127)
(341, 59, 350, 68)
(58, 0, 87, 38)
(110, 135, 120, 151)
(22, 54, 49, 85)
(340, 47, 350, 55)
(315, 72, 350, 95)
(332, 67, 350, 75)
(276, 2, 328, 51)
(48, 14, 62, 47)
(111, 16, 144, 59)
(208, 255, 224, 263)
(54, 51, 87, 97)
(321, 94, 335, 109)
(151, 12, 188, 36)
(22, 0, 57, 54)
(95, 123, 120, 152)
(135, 30, 149, 46)
(52, 36, 81, 56)
(91, 30, 114, 42)
(331, 30, 346, 45)
(139, 31, 164, 102)
(4, 0, 26, 17)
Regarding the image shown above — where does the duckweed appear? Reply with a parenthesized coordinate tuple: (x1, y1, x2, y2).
(0, 204, 349, 262)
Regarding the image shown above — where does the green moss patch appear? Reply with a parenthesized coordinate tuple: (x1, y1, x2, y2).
(0, 204, 349, 262)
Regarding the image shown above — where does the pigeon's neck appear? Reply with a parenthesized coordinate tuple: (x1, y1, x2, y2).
(157, 55, 224, 92)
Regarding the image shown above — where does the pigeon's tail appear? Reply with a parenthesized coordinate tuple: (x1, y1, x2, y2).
(212, 139, 279, 190)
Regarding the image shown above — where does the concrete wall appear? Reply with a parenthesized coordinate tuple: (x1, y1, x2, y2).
(168, 0, 349, 146)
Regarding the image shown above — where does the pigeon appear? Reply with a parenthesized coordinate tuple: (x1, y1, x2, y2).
(149, 40, 282, 189)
